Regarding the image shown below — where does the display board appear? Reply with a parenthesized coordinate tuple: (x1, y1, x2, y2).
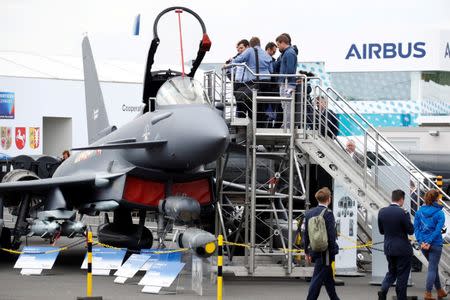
(14, 246, 59, 275)
(139, 249, 182, 271)
(81, 247, 126, 275)
(114, 254, 150, 284)
(138, 261, 185, 294)
(333, 180, 358, 273)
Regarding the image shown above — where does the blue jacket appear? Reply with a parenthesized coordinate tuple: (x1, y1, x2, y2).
(304, 205, 339, 261)
(273, 46, 297, 84)
(232, 46, 273, 82)
(414, 203, 445, 247)
(378, 204, 414, 256)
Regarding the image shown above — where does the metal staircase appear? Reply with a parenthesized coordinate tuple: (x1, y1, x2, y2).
(204, 65, 450, 280)
(295, 83, 450, 280)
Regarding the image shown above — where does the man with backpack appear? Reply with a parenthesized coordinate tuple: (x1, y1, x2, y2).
(304, 187, 340, 300)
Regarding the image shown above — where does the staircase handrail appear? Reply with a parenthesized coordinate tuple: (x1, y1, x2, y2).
(315, 85, 450, 214)
(326, 86, 450, 207)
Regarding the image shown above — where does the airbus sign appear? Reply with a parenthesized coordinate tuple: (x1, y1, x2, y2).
(345, 42, 426, 59)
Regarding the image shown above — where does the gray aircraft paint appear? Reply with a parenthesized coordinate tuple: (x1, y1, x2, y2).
(82, 36, 113, 144)
(0, 38, 230, 210)
(0, 8, 226, 254)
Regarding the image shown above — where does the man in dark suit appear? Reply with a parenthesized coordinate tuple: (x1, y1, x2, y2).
(377, 189, 414, 300)
(345, 139, 364, 168)
(304, 187, 340, 300)
(308, 96, 339, 138)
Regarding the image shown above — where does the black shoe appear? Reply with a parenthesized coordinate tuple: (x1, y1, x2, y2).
(378, 291, 387, 300)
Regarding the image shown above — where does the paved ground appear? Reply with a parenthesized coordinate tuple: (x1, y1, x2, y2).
(0, 239, 445, 300)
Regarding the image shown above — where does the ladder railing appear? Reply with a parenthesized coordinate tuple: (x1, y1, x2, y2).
(312, 85, 450, 212)
(307, 84, 450, 277)
(221, 63, 307, 125)
(249, 89, 298, 275)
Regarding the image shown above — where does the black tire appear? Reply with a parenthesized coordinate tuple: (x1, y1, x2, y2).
(98, 223, 153, 250)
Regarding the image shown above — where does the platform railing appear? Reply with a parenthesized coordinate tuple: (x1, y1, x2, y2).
(220, 63, 307, 126)
(309, 84, 450, 276)
(205, 66, 450, 214)
(317, 85, 450, 208)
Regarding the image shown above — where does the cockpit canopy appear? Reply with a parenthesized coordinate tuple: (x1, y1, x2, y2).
(155, 76, 210, 106)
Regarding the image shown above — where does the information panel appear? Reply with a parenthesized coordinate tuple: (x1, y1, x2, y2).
(14, 246, 59, 275)
(81, 247, 126, 275)
(139, 249, 182, 271)
(114, 254, 150, 282)
(138, 261, 185, 288)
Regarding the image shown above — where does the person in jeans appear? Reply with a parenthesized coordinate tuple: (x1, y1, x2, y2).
(414, 189, 447, 300)
(273, 33, 297, 128)
(230, 37, 273, 120)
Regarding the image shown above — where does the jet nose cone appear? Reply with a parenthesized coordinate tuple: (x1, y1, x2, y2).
(176, 107, 230, 167)
(154, 106, 230, 170)
(195, 114, 230, 158)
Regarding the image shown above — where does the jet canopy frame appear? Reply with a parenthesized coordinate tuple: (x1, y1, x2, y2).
(143, 6, 212, 112)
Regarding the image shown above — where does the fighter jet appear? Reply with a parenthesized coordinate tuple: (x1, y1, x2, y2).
(0, 7, 229, 258)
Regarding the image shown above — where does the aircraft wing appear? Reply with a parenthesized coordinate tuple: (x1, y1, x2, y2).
(72, 140, 167, 151)
(0, 172, 124, 192)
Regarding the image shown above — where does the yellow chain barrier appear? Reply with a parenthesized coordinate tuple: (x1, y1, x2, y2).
(94, 241, 190, 254)
(0, 248, 23, 255)
(340, 243, 374, 251)
(279, 248, 304, 253)
(222, 241, 250, 248)
(1, 236, 447, 255)
(0, 239, 84, 255)
(93, 241, 121, 250)
(152, 248, 190, 254)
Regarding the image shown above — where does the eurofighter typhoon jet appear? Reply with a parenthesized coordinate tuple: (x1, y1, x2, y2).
(0, 7, 229, 257)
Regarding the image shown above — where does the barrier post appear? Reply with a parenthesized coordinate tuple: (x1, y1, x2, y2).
(77, 230, 102, 300)
(436, 176, 443, 203)
(87, 230, 93, 296)
(217, 234, 223, 300)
